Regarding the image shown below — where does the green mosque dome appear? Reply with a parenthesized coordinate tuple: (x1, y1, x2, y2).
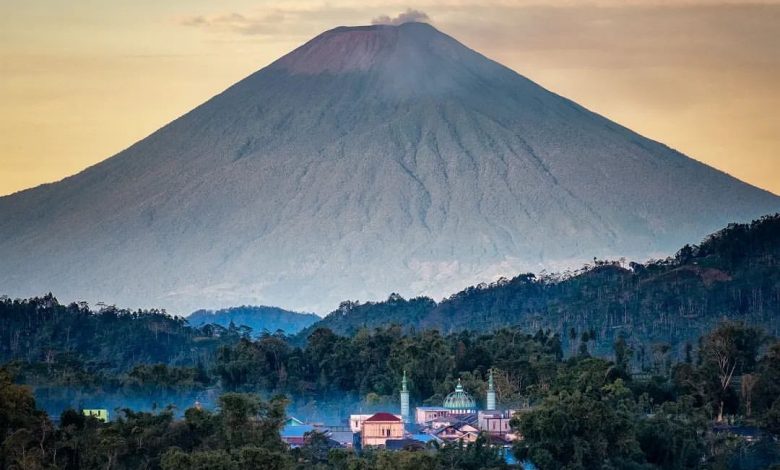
(443, 379, 477, 411)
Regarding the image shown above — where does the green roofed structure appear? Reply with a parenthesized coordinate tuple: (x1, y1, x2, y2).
(443, 379, 477, 414)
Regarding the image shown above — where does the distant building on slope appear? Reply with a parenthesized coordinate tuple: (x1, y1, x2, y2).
(350, 413, 402, 433)
(415, 406, 451, 425)
(82, 409, 109, 422)
(360, 412, 405, 447)
(477, 410, 514, 438)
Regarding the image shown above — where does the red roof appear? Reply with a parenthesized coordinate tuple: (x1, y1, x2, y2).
(365, 412, 401, 422)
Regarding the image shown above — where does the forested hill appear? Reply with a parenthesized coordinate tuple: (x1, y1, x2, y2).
(0, 297, 243, 373)
(301, 214, 780, 355)
(4, 214, 779, 366)
(0, 301, 314, 373)
(188, 306, 319, 336)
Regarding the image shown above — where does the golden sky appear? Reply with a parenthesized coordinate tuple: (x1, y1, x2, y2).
(1, 0, 778, 196)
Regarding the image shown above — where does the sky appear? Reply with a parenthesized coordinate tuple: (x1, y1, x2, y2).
(1, 0, 778, 197)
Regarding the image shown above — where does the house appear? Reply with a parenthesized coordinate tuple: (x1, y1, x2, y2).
(360, 412, 405, 447)
(349, 414, 373, 433)
(350, 413, 401, 433)
(712, 424, 765, 443)
(329, 430, 358, 448)
(385, 438, 427, 451)
(280, 424, 315, 447)
(415, 406, 450, 425)
(478, 411, 513, 437)
(426, 412, 479, 431)
(408, 433, 442, 446)
(280, 424, 330, 448)
(82, 409, 109, 422)
(284, 416, 305, 427)
(435, 423, 481, 443)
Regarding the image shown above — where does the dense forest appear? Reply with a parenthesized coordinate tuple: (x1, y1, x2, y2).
(0, 297, 234, 369)
(1, 375, 511, 470)
(0, 296, 244, 390)
(303, 214, 780, 357)
(0, 293, 559, 406)
(188, 306, 319, 337)
(2, 322, 780, 469)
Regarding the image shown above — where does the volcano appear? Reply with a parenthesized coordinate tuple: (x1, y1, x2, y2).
(1, 22, 778, 313)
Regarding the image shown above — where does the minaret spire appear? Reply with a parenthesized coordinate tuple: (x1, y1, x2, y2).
(400, 370, 410, 424)
(486, 369, 496, 411)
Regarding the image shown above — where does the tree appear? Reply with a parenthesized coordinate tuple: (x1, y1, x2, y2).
(578, 331, 590, 358)
(216, 393, 287, 455)
(512, 390, 643, 469)
(0, 368, 52, 469)
(651, 343, 672, 377)
(753, 341, 780, 423)
(218, 393, 261, 448)
(740, 373, 758, 418)
(635, 397, 707, 469)
(298, 430, 332, 465)
(161, 448, 192, 470)
(436, 433, 507, 470)
(568, 328, 577, 357)
(236, 446, 289, 470)
(699, 323, 763, 422)
(614, 335, 633, 373)
(766, 398, 780, 435)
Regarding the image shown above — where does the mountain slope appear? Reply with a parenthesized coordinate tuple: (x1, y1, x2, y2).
(0, 22, 778, 313)
(301, 214, 780, 354)
(188, 306, 318, 336)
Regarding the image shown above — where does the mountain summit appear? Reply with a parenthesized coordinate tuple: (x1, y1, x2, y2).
(1, 23, 777, 313)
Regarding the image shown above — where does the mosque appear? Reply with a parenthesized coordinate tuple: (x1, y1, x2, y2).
(413, 377, 481, 423)
(347, 370, 520, 448)
(408, 370, 517, 443)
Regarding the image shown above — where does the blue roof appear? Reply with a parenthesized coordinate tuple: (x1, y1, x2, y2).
(281, 424, 316, 437)
(409, 434, 438, 443)
(416, 406, 449, 411)
(329, 431, 356, 443)
(285, 416, 305, 426)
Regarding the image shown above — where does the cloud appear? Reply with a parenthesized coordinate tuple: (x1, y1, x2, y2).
(371, 8, 430, 26)
(177, 5, 370, 38)
(179, 12, 285, 36)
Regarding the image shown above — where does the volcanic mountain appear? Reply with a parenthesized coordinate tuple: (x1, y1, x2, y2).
(1, 22, 778, 314)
